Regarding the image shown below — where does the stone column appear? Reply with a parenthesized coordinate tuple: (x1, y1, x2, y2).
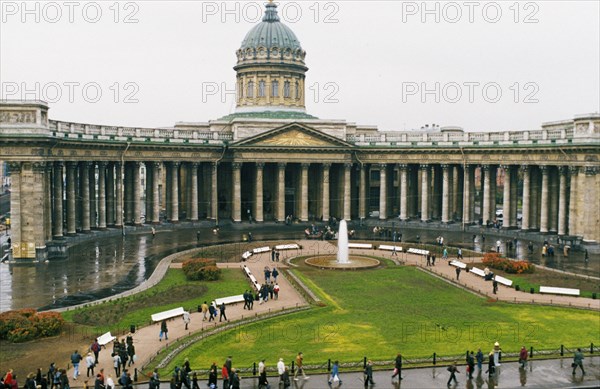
(232, 162, 242, 222)
(420, 164, 429, 222)
(80, 162, 91, 232)
(359, 164, 367, 220)
(171, 162, 180, 223)
(343, 163, 352, 221)
(583, 167, 599, 242)
(254, 163, 264, 222)
(210, 162, 218, 221)
(89, 164, 97, 229)
(378, 164, 387, 220)
(521, 165, 530, 230)
(510, 168, 518, 228)
(152, 162, 161, 224)
(106, 163, 115, 226)
(549, 169, 559, 232)
(145, 163, 153, 223)
(276, 163, 286, 222)
(98, 162, 107, 229)
(124, 163, 132, 224)
(462, 165, 472, 224)
(482, 165, 491, 225)
(568, 167, 578, 236)
(66, 162, 77, 235)
(321, 163, 331, 222)
(539, 166, 549, 233)
(44, 164, 53, 242)
(189, 162, 199, 221)
(399, 164, 408, 220)
(132, 162, 142, 225)
(441, 164, 450, 223)
(52, 162, 64, 238)
(530, 167, 540, 230)
(557, 166, 568, 235)
(501, 165, 512, 228)
(300, 163, 309, 222)
(114, 162, 123, 227)
(454, 166, 463, 221)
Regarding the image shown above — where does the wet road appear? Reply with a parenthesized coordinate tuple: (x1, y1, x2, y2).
(0, 221, 597, 312)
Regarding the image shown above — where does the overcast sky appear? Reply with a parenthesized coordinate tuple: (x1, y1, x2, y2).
(1, 1, 599, 132)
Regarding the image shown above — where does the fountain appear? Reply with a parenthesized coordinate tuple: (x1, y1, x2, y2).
(337, 220, 349, 264)
(304, 220, 380, 270)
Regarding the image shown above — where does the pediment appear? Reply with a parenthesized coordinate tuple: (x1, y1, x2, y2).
(231, 123, 353, 149)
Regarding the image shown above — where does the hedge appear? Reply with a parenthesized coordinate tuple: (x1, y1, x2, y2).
(182, 259, 221, 281)
(0, 309, 64, 343)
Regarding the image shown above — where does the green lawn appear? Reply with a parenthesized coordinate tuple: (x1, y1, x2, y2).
(164, 263, 600, 373)
(62, 269, 247, 333)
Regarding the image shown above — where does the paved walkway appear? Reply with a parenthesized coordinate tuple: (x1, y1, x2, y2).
(67, 240, 598, 385)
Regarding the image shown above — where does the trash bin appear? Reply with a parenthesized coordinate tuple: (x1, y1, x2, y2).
(198, 305, 202, 312)
(530, 288, 535, 294)
(130, 324, 136, 334)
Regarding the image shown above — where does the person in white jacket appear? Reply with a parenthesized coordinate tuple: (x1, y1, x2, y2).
(277, 358, 285, 384)
(86, 352, 95, 377)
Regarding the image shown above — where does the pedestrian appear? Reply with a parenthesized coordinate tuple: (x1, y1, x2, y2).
(486, 352, 495, 377)
(94, 374, 104, 389)
(466, 351, 475, 380)
(160, 320, 168, 341)
(207, 364, 217, 389)
(457, 248, 463, 260)
(276, 251, 280, 262)
(496, 240, 501, 253)
(225, 356, 232, 378)
(293, 352, 309, 381)
(183, 311, 191, 330)
(151, 227, 156, 238)
(229, 369, 240, 389)
(364, 360, 375, 386)
(248, 232, 253, 242)
(271, 249, 275, 262)
(519, 346, 528, 368)
(272, 267, 279, 282)
(201, 301, 209, 321)
(127, 343, 135, 367)
(86, 353, 95, 377)
(274, 283, 280, 300)
(106, 375, 114, 389)
(443, 247, 448, 260)
(431, 254, 436, 266)
(392, 245, 398, 256)
(328, 360, 341, 387)
(90, 339, 101, 365)
(219, 302, 227, 322)
(112, 353, 121, 377)
(71, 350, 83, 380)
(426, 254, 431, 266)
(584, 250, 589, 263)
(277, 358, 285, 384)
(208, 303, 216, 322)
(391, 353, 402, 380)
(446, 362, 459, 387)
(572, 348, 585, 375)
(476, 349, 484, 372)
(455, 267, 461, 280)
(196, 231, 200, 242)
(257, 360, 268, 389)
(281, 367, 291, 388)
(492, 280, 498, 294)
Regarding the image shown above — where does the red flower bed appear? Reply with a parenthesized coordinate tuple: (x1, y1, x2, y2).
(482, 253, 535, 274)
(0, 309, 64, 343)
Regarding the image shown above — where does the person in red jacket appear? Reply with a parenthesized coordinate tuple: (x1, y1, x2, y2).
(221, 364, 229, 389)
(519, 346, 528, 368)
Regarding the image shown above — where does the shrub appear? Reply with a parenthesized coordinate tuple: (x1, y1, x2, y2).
(482, 253, 535, 274)
(0, 309, 64, 343)
(182, 259, 221, 281)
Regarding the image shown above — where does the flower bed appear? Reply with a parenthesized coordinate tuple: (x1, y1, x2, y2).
(482, 253, 535, 274)
(182, 258, 221, 281)
(0, 309, 64, 343)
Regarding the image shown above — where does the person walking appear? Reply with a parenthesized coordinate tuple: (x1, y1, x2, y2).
(257, 360, 268, 389)
(328, 360, 341, 387)
(272, 267, 279, 282)
(492, 280, 498, 294)
(160, 320, 168, 341)
(86, 353, 95, 378)
(446, 362, 459, 387)
(221, 364, 229, 389)
(90, 339, 101, 366)
(201, 301, 209, 321)
(457, 248, 463, 260)
(229, 369, 240, 389)
(293, 352, 309, 381)
(364, 360, 375, 386)
(183, 311, 191, 330)
(219, 302, 227, 322)
(277, 358, 285, 384)
(426, 254, 431, 266)
(476, 349, 484, 372)
(208, 303, 216, 322)
(112, 353, 121, 377)
(207, 363, 217, 389)
(71, 350, 83, 380)
(391, 353, 402, 380)
(466, 351, 475, 379)
(455, 267, 461, 280)
(572, 348, 585, 376)
(281, 367, 291, 388)
(519, 346, 528, 368)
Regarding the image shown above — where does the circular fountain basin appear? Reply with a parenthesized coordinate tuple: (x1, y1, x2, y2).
(304, 255, 381, 270)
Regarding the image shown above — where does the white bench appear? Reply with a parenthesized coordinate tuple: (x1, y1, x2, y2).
(275, 244, 301, 250)
(539, 286, 580, 296)
(214, 295, 246, 306)
(97, 331, 116, 346)
(378, 245, 403, 252)
(449, 260, 467, 269)
(408, 248, 429, 256)
(493, 275, 513, 287)
(243, 265, 261, 291)
(252, 246, 271, 254)
(348, 243, 373, 249)
(469, 267, 486, 277)
(151, 307, 185, 322)
(242, 251, 253, 260)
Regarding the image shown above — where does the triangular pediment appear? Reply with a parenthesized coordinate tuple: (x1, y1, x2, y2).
(231, 123, 353, 149)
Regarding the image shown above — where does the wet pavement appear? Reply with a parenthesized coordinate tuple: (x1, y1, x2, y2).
(0, 219, 598, 312)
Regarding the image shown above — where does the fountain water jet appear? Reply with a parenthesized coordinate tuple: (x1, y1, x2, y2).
(337, 220, 350, 264)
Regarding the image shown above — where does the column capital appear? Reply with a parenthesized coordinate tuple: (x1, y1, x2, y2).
(322, 163, 331, 169)
(256, 162, 265, 169)
(98, 161, 108, 168)
(420, 164, 429, 170)
(32, 161, 46, 173)
(500, 164, 511, 170)
(440, 164, 450, 170)
(211, 161, 219, 168)
(558, 166, 568, 175)
(585, 166, 599, 176)
(398, 163, 409, 170)
(54, 161, 64, 169)
(171, 161, 181, 168)
(190, 162, 200, 169)
(344, 163, 353, 170)
(66, 161, 78, 169)
(569, 166, 579, 174)
(232, 162, 242, 170)
(277, 162, 287, 169)
(481, 164, 490, 171)
(301, 163, 310, 169)
(520, 164, 530, 173)
(539, 165, 549, 173)
(377, 163, 387, 170)
(152, 161, 162, 169)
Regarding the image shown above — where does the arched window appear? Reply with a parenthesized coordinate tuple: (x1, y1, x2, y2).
(247, 81, 254, 98)
(238, 81, 243, 99)
(295, 81, 300, 99)
(284, 81, 290, 98)
(259, 81, 266, 97)
(272, 80, 279, 97)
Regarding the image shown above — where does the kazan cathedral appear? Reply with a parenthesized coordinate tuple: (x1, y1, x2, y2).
(0, 2, 599, 260)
